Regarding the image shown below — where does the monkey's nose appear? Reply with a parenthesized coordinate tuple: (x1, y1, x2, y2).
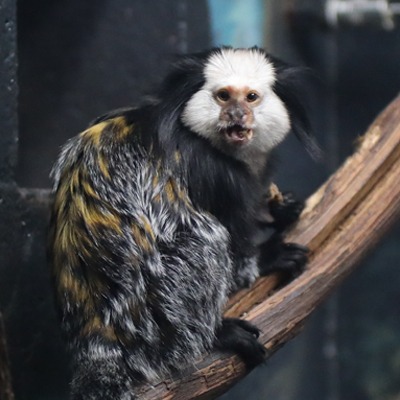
(227, 106, 248, 123)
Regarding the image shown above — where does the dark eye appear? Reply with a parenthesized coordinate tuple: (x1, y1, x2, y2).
(246, 92, 259, 102)
(216, 89, 230, 102)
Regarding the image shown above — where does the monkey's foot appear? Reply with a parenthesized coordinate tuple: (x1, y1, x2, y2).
(269, 192, 305, 232)
(260, 241, 309, 281)
(215, 318, 266, 368)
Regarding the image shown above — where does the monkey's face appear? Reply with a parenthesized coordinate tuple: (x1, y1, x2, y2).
(214, 85, 258, 146)
(181, 48, 291, 158)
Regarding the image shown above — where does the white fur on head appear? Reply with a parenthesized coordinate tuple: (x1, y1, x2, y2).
(181, 48, 291, 162)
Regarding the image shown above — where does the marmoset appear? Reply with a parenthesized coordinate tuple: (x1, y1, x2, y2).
(48, 47, 316, 399)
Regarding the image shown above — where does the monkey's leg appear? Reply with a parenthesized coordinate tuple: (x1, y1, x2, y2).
(214, 318, 267, 368)
(70, 350, 138, 400)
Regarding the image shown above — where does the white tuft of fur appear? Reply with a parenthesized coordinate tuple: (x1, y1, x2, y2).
(204, 48, 276, 91)
(182, 48, 291, 167)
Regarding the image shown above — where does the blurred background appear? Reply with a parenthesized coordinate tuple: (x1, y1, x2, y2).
(1, 0, 400, 399)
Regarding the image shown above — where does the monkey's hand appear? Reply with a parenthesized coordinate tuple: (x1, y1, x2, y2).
(269, 191, 305, 232)
(259, 233, 308, 282)
(215, 318, 267, 368)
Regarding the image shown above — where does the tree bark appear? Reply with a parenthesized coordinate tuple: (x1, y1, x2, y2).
(142, 95, 400, 398)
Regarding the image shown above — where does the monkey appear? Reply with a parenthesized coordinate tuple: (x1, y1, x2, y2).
(48, 47, 317, 399)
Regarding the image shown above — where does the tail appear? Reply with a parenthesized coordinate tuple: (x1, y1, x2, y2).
(70, 351, 138, 400)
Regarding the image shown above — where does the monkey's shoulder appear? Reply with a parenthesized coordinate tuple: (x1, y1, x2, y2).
(83, 108, 142, 150)
(51, 106, 194, 227)
(52, 108, 151, 187)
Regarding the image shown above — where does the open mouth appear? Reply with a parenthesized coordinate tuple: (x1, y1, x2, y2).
(221, 124, 253, 145)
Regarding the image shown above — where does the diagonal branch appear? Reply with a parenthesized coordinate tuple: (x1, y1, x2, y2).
(137, 95, 400, 399)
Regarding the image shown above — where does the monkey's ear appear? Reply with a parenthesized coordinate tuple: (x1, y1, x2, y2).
(272, 61, 323, 161)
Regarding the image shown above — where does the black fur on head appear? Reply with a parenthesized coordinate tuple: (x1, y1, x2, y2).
(267, 53, 322, 160)
(154, 50, 210, 144)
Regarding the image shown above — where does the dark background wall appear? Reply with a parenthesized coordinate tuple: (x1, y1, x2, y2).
(16, 0, 211, 189)
(1, 0, 399, 399)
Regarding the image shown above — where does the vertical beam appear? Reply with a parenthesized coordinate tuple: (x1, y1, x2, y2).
(0, 1, 17, 398)
(0, 312, 14, 400)
(0, 0, 18, 184)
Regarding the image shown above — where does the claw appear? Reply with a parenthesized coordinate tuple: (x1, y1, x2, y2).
(260, 238, 309, 280)
(215, 318, 266, 368)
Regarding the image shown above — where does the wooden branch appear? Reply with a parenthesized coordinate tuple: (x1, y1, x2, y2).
(143, 96, 400, 398)
(0, 312, 14, 400)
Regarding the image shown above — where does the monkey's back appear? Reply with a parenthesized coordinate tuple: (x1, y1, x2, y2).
(48, 113, 233, 383)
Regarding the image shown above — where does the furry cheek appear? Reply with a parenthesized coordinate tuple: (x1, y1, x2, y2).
(181, 90, 220, 139)
(253, 95, 291, 149)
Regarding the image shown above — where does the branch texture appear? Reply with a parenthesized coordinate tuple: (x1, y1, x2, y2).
(138, 95, 400, 399)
